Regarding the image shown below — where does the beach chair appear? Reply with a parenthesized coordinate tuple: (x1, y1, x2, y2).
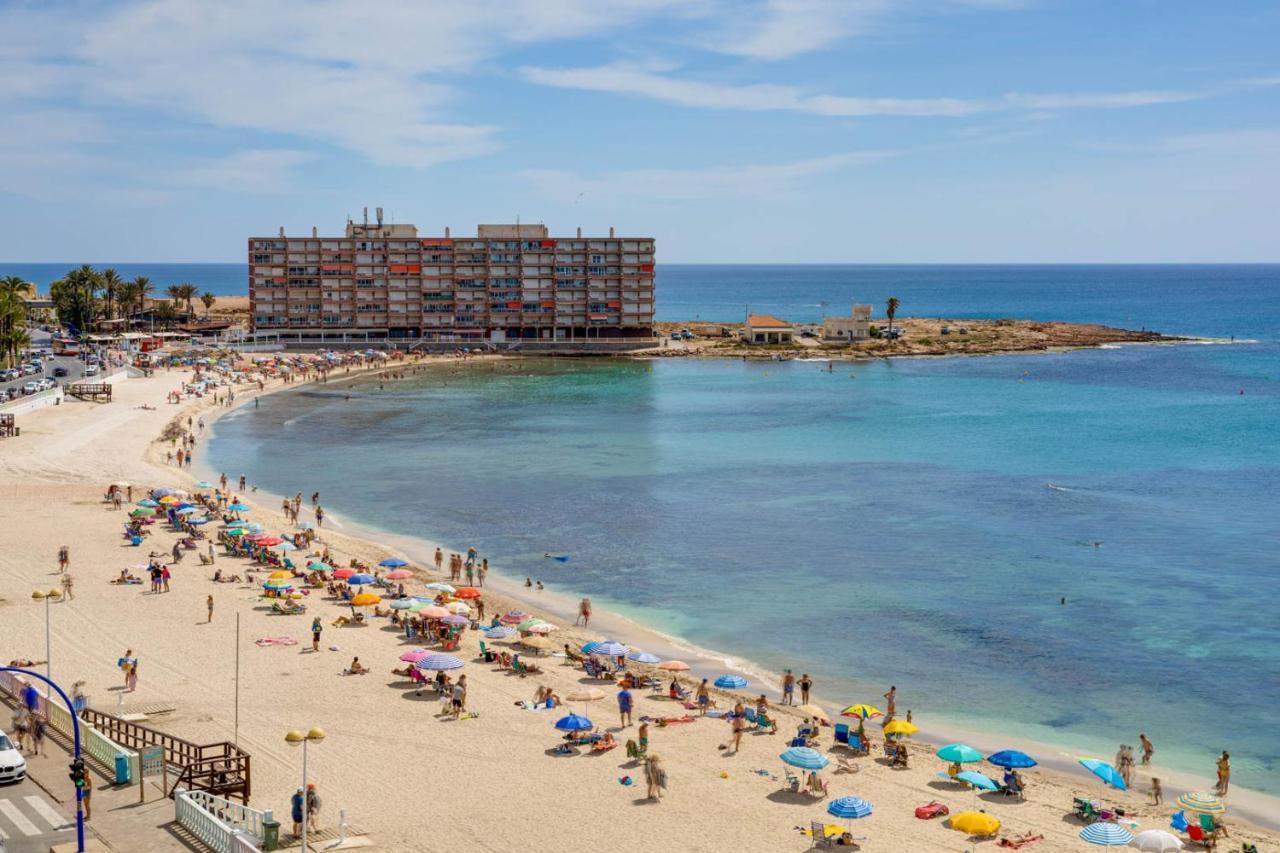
(788, 736, 807, 748)
(782, 771, 801, 793)
(809, 820, 835, 850)
(834, 754, 860, 774)
(1198, 813, 1223, 839)
(834, 723, 850, 746)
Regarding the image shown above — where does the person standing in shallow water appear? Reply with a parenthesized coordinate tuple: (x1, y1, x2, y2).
(1139, 733, 1154, 765)
(799, 673, 813, 705)
(781, 670, 795, 705)
(1216, 751, 1230, 795)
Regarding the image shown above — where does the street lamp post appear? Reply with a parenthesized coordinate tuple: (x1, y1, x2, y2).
(31, 589, 61, 692)
(284, 727, 325, 853)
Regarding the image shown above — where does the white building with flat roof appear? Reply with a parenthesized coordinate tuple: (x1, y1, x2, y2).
(823, 304, 873, 342)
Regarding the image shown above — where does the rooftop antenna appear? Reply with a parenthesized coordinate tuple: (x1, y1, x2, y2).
(363, 207, 369, 230)
(376, 207, 384, 228)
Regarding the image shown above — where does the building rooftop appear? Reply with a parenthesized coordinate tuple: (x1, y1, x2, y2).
(746, 314, 793, 329)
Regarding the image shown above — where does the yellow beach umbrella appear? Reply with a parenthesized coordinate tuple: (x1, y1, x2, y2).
(350, 592, 381, 607)
(884, 720, 919, 736)
(796, 704, 831, 723)
(950, 812, 1000, 836)
(519, 635, 552, 650)
(158, 495, 179, 504)
(840, 704, 882, 720)
(1176, 792, 1226, 815)
(268, 571, 293, 580)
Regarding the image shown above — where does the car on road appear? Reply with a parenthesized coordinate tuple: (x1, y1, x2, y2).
(52, 367, 68, 378)
(4, 387, 19, 400)
(0, 368, 17, 381)
(84, 364, 99, 376)
(23, 380, 41, 395)
(0, 731, 27, 783)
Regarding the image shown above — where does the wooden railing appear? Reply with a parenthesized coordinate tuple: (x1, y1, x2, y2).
(81, 707, 251, 802)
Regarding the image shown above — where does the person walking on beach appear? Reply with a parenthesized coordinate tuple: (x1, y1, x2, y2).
(311, 617, 322, 652)
(305, 784, 321, 831)
(1216, 751, 1231, 795)
(161, 565, 171, 593)
(883, 685, 897, 718)
(695, 678, 711, 715)
(315, 505, 324, 528)
(618, 685, 633, 727)
(781, 670, 795, 705)
(799, 673, 813, 705)
(206, 594, 215, 623)
(451, 674, 467, 718)
(57, 545, 69, 573)
(220, 472, 228, 491)
(311, 492, 320, 507)
(61, 573, 74, 600)
(127, 657, 139, 692)
(644, 754, 666, 800)
(1139, 733, 1154, 765)
(730, 702, 746, 753)
(576, 597, 592, 627)
(1150, 777, 1163, 806)
(238, 475, 246, 492)
(434, 548, 442, 572)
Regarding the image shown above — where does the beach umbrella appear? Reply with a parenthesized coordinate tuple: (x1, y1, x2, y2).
(130, 509, 153, 517)
(176, 506, 201, 515)
(627, 651, 660, 664)
(987, 750, 1037, 769)
(228, 503, 250, 511)
(263, 580, 293, 590)
(1130, 830, 1184, 852)
(826, 796, 873, 820)
(417, 605, 451, 619)
(379, 558, 408, 568)
(426, 582, 456, 594)
(519, 636, 552, 652)
(500, 611, 532, 625)
(780, 747, 829, 770)
(158, 495, 179, 504)
(137, 499, 159, 507)
(151, 487, 176, 497)
(840, 704, 883, 720)
(714, 675, 748, 690)
(384, 570, 412, 580)
(414, 654, 464, 671)
(949, 812, 1000, 836)
(883, 720, 918, 736)
(527, 623, 558, 635)
(332, 568, 355, 579)
(483, 626, 515, 639)
(389, 599, 416, 610)
(194, 480, 214, 488)
(452, 587, 482, 600)
(272, 542, 297, 552)
(591, 641, 628, 658)
(581, 641, 602, 654)
(554, 714, 593, 732)
(657, 660, 690, 671)
(441, 614, 469, 626)
(445, 602, 472, 615)
(1080, 823, 1134, 846)
(225, 528, 247, 537)
(307, 562, 332, 573)
(516, 618, 546, 631)
(255, 536, 285, 546)
(350, 593, 381, 607)
(188, 518, 209, 525)
(1175, 792, 1225, 815)
(937, 743, 984, 764)
(268, 571, 293, 579)
(1079, 758, 1127, 790)
(565, 687, 605, 703)
(956, 771, 999, 791)
(245, 523, 264, 533)
(348, 573, 375, 585)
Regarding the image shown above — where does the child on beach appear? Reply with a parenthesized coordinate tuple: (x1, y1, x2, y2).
(1150, 777, 1163, 805)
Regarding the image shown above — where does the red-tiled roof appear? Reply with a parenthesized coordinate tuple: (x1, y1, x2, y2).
(746, 314, 792, 329)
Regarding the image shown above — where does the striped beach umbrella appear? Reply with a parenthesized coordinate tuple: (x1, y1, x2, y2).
(441, 614, 469, 625)
(516, 618, 546, 631)
(414, 654, 464, 671)
(581, 641, 602, 654)
(527, 622, 558, 634)
(1079, 823, 1133, 846)
(137, 499, 159, 507)
(627, 651, 660, 664)
(445, 602, 471, 615)
(484, 626, 515, 639)
(714, 674, 747, 690)
(499, 611, 532, 625)
(384, 570, 412, 580)
(425, 582, 456, 594)
(780, 747, 829, 770)
(591, 641, 628, 657)
(389, 599, 416, 610)
(1176, 792, 1225, 815)
(826, 796, 872, 820)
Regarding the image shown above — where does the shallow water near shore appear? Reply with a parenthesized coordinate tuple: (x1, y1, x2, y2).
(207, 333, 1280, 795)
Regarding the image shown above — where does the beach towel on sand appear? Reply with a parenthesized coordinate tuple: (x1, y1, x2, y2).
(255, 637, 298, 647)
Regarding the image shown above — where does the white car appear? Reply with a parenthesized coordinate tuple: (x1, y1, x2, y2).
(22, 380, 41, 395)
(84, 364, 99, 376)
(0, 731, 26, 783)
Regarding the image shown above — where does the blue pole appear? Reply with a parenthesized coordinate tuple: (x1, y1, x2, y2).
(1, 667, 86, 852)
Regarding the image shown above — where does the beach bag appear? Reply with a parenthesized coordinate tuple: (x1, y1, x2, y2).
(915, 801, 949, 819)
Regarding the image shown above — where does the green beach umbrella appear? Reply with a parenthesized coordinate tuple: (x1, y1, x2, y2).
(130, 508, 153, 517)
(937, 743, 984, 763)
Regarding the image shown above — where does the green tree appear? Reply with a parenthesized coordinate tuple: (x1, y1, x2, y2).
(0, 276, 34, 367)
(100, 268, 123, 323)
(50, 265, 100, 333)
(131, 276, 153, 318)
(200, 292, 217, 318)
(153, 300, 178, 329)
(885, 296, 900, 338)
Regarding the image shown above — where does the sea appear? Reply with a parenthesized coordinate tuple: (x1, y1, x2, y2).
(15, 261, 1278, 793)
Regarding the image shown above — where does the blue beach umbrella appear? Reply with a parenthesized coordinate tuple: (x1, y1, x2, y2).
(554, 713, 593, 732)
(379, 558, 408, 568)
(348, 573, 375, 585)
(956, 771, 1000, 791)
(414, 654, 464, 671)
(581, 641, 602, 654)
(484, 626, 516, 639)
(937, 743, 984, 764)
(591, 641, 628, 658)
(627, 651, 660, 664)
(228, 503, 250, 512)
(827, 796, 873, 820)
(714, 675, 748, 689)
(137, 499, 159, 508)
(245, 523, 264, 534)
(176, 506, 200, 515)
(389, 599, 416, 610)
(187, 518, 208, 525)
(987, 750, 1037, 769)
(1079, 823, 1133, 846)
(1079, 758, 1127, 790)
(780, 747, 829, 770)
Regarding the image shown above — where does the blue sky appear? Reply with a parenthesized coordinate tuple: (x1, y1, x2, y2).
(2, 0, 1277, 262)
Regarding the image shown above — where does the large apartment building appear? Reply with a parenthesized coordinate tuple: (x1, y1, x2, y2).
(248, 218, 655, 343)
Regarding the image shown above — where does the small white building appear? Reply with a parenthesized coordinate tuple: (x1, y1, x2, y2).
(744, 314, 794, 344)
(823, 304, 873, 342)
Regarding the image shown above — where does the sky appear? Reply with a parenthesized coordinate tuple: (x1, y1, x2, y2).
(1, 0, 1278, 263)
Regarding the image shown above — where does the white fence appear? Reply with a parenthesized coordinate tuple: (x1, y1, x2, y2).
(0, 386, 63, 415)
(175, 788, 268, 853)
(0, 670, 139, 780)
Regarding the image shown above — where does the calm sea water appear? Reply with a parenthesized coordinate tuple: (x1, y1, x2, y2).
(203, 265, 1276, 794)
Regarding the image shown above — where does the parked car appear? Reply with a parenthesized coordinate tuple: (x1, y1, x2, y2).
(21, 364, 38, 375)
(0, 731, 27, 783)
(4, 387, 20, 400)
(22, 380, 40, 395)
(39, 378, 55, 390)
(84, 364, 100, 376)
(53, 366, 68, 378)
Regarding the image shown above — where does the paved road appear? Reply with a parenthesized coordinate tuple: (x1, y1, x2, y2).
(1, 329, 92, 401)
(0, 778, 77, 853)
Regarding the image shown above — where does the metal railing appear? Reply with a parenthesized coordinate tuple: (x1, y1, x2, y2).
(0, 672, 138, 780)
(175, 789, 267, 853)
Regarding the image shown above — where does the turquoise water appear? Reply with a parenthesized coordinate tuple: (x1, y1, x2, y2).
(205, 266, 1280, 793)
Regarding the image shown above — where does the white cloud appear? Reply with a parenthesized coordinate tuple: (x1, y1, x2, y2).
(174, 150, 317, 193)
(711, 0, 893, 61)
(520, 63, 1219, 118)
(520, 149, 900, 200)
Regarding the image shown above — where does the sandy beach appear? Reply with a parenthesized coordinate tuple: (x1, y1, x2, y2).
(2, 362, 1276, 853)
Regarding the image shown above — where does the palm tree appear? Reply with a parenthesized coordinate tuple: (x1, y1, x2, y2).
(178, 283, 198, 317)
(885, 297, 900, 339)
(200, 292, 217, 318)
(131, 276, 153, 318)
(100, 268, 123, 323)
(50, 265, 100, 333)
(153, 301, 178, 329)
(0, 276, 34, 367)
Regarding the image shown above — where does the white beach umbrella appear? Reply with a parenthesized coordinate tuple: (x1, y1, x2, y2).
(1130, 830, 1183, 852)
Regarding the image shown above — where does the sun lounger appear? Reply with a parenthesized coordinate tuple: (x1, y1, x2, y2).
(809, 820, 836, 850)
(834, 754, 860, 774)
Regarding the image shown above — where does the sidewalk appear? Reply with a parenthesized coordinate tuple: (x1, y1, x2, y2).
(20, 738, 192, 852)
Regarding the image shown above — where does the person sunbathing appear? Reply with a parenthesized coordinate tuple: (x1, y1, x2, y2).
(346, 657, 369, 675)
(669, 680, 690, 701)
(391, 664, 414, 678)
(373, 605, 390, 618)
